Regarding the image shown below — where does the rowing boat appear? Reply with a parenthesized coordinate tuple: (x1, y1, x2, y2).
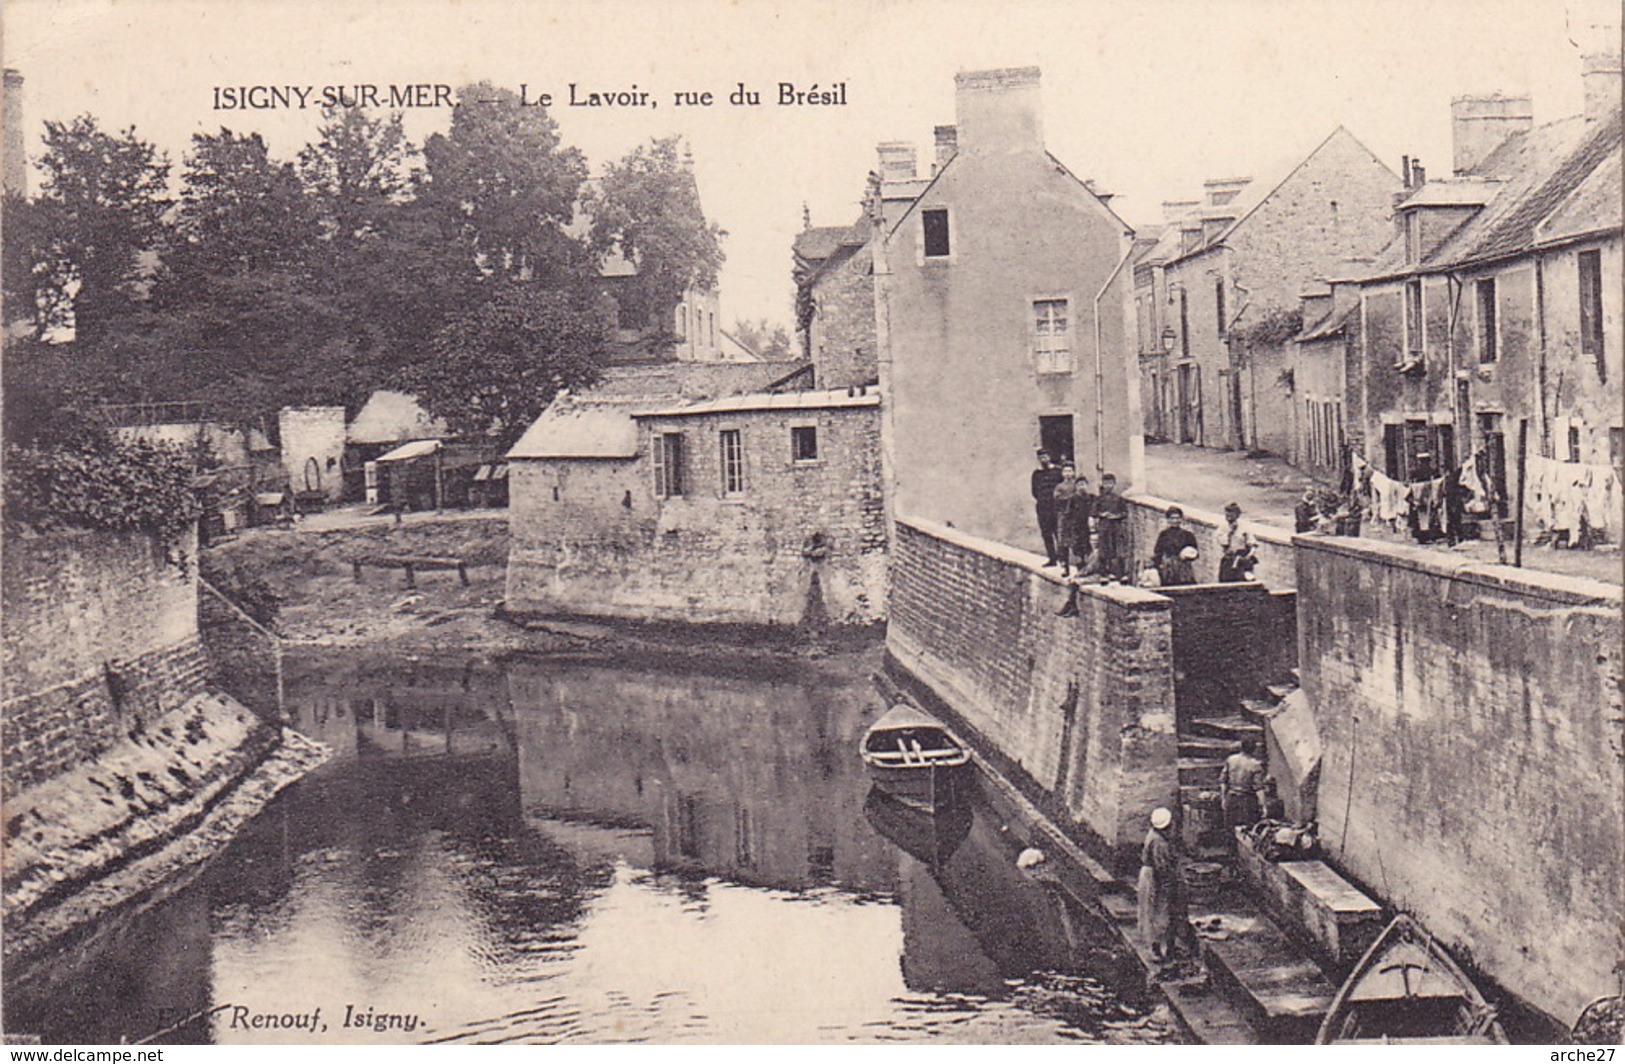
(1315, 913, 1508, 1044)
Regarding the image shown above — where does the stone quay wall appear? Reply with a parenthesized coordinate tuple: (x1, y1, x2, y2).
(887, 516, 1179, 868)
(2, 529, 207, 800)
(1298, 533, 1623, 1027)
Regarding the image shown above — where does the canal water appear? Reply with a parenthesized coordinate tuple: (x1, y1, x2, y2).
(4, 648, 1179, 1045)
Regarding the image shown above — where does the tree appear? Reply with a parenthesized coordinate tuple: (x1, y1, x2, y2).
(401, 282, 606, 442)
(2, 191, 48, 339)
(164, 128, 318, 285)
(586, 136, 723, 335)
(421, 83, 589, 285)
(731, 317, 794, 359)
(298, 105, 415, 248)
(32, 115, 170, 341)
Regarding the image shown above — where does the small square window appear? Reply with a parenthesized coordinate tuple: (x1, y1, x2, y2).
(791, 425, 819, 462)
(922, 209, 951, 258)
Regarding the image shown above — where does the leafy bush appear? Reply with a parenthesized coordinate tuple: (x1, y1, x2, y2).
(4, 434, 201, 544)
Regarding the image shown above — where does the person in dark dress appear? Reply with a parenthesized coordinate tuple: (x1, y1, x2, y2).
(1088, 473, 1130, 582)
(1152, 506, 1199, 586)
(1030, 450, 1064, 566)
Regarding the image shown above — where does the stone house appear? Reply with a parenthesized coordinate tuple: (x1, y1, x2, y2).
(1137, 128, 1402, 457)
(877, 67, 1142, 552)
(506, 380, 884, 628)
(793, 216, 877, 389)
(1343, 66, 1622, 541)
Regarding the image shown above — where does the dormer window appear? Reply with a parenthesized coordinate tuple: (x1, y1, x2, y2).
(1404, 213, 1422, 264)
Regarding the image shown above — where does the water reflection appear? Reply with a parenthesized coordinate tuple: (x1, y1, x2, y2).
(2, 649, 1175, 1045)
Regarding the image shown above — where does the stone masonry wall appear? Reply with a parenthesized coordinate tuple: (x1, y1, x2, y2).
(278, 406, 347, 501)
(809, 248, 879, 389)
(508, 404, 886, 627)
(1299, 533, 1623, 1026)
(887, 517, 1178, 867)
(2, 529, 206, 799)
(1158, 582, 1297, 726)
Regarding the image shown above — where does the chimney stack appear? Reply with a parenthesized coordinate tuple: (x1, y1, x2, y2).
(1450, 93, 1534, 175)
(954, 66, 1044, 155)
(3, 69, 23, 197)
(1582, 50, 1623, 122)
(876, 141, 918, 183)
(933, 125, 958, 171)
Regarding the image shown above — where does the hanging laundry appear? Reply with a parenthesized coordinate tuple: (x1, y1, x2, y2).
(1370, 471, 1408, 524)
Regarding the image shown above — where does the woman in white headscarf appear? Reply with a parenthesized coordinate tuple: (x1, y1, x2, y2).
(1137, 807, 1188, 962)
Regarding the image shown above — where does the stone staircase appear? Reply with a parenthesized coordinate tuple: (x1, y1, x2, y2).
(1160, 667, 1346, 1042)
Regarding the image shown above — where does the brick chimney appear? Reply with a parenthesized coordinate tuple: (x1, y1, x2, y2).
(3, 69, 23, 197)
(876, 141, 918, 183)
(933, 125, 958, 171)
(1582, 50, 1623, 121)
(954, 66, 1044, 155)
(1450, 93, 1534, 175)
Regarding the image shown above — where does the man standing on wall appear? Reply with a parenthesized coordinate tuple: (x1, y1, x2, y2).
(1088, 473, 1129, 582)
(1031, 450, 1064, 566)
(1052, 461, 1093, 579)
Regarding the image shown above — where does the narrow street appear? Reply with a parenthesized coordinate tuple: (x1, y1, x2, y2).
(1144, 442, 1622, 586)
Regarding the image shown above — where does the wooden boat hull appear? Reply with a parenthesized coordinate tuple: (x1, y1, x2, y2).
(860, 704, 972, 813)
(1315, 914, 1509, 1044)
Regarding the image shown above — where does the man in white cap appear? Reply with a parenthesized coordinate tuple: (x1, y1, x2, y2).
(1137, 806, 1189, 965)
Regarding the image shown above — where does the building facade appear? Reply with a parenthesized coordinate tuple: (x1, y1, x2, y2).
(506, 387, 885, 627)
(1346, 77, 1622, 543)
(879, 67, 1141, 551)
(1138, 128, 1402, 456)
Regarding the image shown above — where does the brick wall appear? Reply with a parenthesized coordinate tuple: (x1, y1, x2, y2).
(887, 517, 1178, 866)
(508, 404, 887, 626)
(1299, 534, 1623, 1025)
(2, 528, 206, 799)
(1124, 493, 1297, 589)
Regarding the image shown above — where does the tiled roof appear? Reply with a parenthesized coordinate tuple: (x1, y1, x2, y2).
(1426, 108, 1621, 267)
(792, 220, 869, 263)
(506, 403, 640, 460)
(1348, 108, 1622, 282)
(634, 387, 880, 418)
(1296, 307, 1353, 342)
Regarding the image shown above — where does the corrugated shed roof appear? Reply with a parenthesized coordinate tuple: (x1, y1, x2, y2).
(348, 390, 449, 444)
(634, 388, 881, 418)
(1395, 178, 1503, 207)
(506, 402, 640, 459)
(375, 438, 442, 462)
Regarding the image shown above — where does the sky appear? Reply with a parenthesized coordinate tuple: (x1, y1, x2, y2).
(4, 0, 1618, 331)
